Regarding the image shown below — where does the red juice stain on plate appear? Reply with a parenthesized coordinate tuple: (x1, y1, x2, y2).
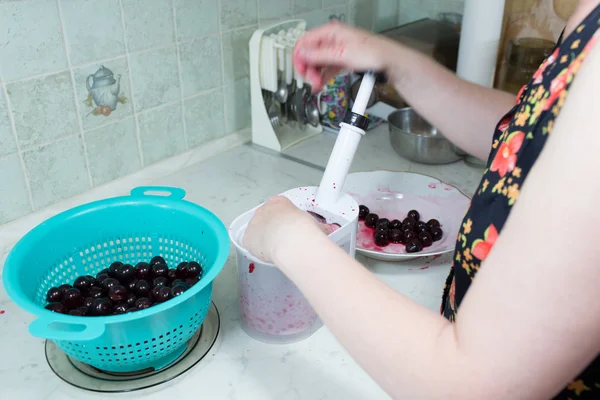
(428, 183, 437, 189)
(420, 266, 430, 270)
(0, 310, 5, 315)
(249, 263, 255, 273)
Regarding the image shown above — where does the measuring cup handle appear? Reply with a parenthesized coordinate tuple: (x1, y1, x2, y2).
(29, 317, 106, 341)
(130, 186, 186, 200)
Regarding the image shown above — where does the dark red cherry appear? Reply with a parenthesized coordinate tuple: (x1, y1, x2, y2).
(155, 286, 172, 303)
(427, 219, 441, 229)
(134, 280, 151, 297)
(401, 224, 415, 234)
(46, 287, 63, 303)
(374, 230, 390, 247)
(185, 277, 199, 287)
(102, 278, 120, 293)
(45, 302, 67, 314)
(116, 264, 136, 283)
(126, 278, 139, 292)
(87, 286, 104, 299)
(150, 256, 166, 267)
(89, 298, 111, 316)
(176, 262, 188, 278)
(407, 210, 420, 221)
(58, 284, 72, 294)
(108, 285, 128, 302)
(69, 308, 85, 316)
(389, 219, 402, 230)
(389, 229, 403, 244)
(135, 262, 152, 280)
(358, 205, 369, 220)
(86, 275, 100, 287)
(419, 232, 433, 247)
(376, 218, 390, 229)
(153, 276, 169, 288)
(152, 263, 169, 278)
(167, 269, 178, 280)
(416, 222, 429, 233)
(108, 262, 124, 278)
(150, 286, 162, 301)
(405, 239, 423, 253)
(404, 231, 418, 242)
(365, 213, 379, 228)
(431, 227, 443, 242)
(96, 273, 110, 284)
(126, 307, 139, 313)
(135, 297, 152, 309)
(402, 217, 416, 227)
(185, 261, 202, 278)
(62, 288, 83, 309)
(112, 303, 128, 315)
(83, 297, 94, 308)
(125, 293, 137, 307)
(73, 276, 92, 293)
(171, 285, 187, 298)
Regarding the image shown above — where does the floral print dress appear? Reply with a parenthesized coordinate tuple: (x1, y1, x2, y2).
(441, 5, 600, 399)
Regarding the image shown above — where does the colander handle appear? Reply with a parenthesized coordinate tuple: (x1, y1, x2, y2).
(130, 186, 186, 200)
(29, 317, 106, 341)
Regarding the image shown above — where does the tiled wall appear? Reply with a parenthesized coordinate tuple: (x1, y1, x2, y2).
(0, 0, 352, 225)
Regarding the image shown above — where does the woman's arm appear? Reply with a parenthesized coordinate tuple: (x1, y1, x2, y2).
(266, 41, 600, 400)
(293, 22, 515, 161)
(381, 43, 515, 161)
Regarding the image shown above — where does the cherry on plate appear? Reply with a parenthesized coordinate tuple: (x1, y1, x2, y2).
(365, 213, 379, 228)
(376, 218, 390, 229)
(407, 210, 420, 221)
(419, 232, 434, 247)
(430, 227, 443, 242)
(374, 231, 390, 247)
(427, 219, 441, 229)
(404, 231, 418, 242)
(416, 222, 429, 233)
(401, 224, 414, 234)
(402, 217, 416, 227)
(405, 239, 423, 253)
(389, 219, 402, 230)
(389, 229, 403, 244)
(358, 205, 369, 220)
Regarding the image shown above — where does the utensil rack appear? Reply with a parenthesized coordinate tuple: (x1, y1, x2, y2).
(249, 19, 323, 152)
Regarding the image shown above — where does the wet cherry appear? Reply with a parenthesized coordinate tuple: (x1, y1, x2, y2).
(416, 222, 429, 233)
(407, 210, 420, 221)
(419, 232, 434, 247)
(45, 302, 67, 314)
(374, 230, 390, 247)
(358, 205, 369, 220)
(427, 219, 441, 229)
(405, 239, 423, 253)
(431, 227, 443, 242)
(87, 287, 104, 299)
(153, 276, 169, 287)
(150, 256, 166, 267)
(135, 297, 152, 309)
(135, 262, 152, 280)
(62, 288, 83, 309)
(108, 262, 124, 278)
(46, 287, 62, 303)
(152, 263, 169, 278)
(389, 229, 403, 244)
(185, 262, 202, 279)
(102, 278, 120, 293)
(365, 213, 379, 228)
(171, 285, 187, 298)
(108, 285, 128, 302)
(376, 218, 390, 229)
(176, 262, 188, 278)
(112, 303, 128, 315)
(89, 298, 111, 316)
(134, 280, 151, 297)
(116, 264, 136, 282)
(389, 219, 402, 230)
(125, 293, 137, 307)
(404, 231, 418, 242)
(73, 276, 92, 293)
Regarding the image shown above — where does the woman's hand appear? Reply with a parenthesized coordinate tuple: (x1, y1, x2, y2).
(242, 196, 324, 264)
(293, 21, 397, 91)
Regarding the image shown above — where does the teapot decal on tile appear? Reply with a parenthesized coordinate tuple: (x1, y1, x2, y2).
(83, 65, 127, 117)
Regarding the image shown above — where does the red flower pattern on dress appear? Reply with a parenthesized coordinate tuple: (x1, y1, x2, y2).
(471, 225, 499, 261)
(490, 131, 525, 177)
(449, 278, 456, 310)
(497, 115, 511, 133)
(533, 47, 558, 84)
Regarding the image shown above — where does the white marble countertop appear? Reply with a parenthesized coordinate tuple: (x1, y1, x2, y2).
(0, 124, 483, 400)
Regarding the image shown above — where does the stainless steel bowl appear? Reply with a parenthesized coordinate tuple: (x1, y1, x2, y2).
(388, 107, 463, 164)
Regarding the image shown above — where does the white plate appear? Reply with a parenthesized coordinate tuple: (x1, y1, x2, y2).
(344, 171, 471, 262)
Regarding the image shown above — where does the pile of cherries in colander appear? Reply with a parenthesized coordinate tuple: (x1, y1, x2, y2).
(44, 256, 203, 316)
(359, 205, 443, 253)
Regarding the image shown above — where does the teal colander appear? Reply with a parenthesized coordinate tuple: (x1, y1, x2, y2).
(2, 186, 229, 373)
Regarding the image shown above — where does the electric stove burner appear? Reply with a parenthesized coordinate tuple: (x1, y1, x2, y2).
(45, 302, 220, 393)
